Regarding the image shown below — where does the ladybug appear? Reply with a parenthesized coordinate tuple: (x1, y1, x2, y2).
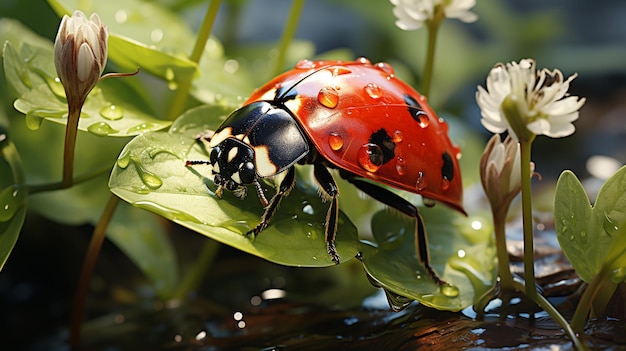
(187, 58, 464, 285)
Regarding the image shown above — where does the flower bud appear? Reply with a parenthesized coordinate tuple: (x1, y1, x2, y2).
(480, 134, 534, 210)
(54, 10, 108, 111)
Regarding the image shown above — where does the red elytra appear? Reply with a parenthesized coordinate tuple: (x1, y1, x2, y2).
(245, 58, 464, 214)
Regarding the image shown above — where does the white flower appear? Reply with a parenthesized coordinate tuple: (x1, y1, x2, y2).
(54, 10, 108, 110)
(476, 58, 586, 141)
(390, 0, 478, 31)
(480, 134, 534, 209)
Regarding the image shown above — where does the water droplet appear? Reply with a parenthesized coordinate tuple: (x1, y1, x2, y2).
(611, 267, 626, 283)
(392, 130, 403, 142)
(364, 83, 382, 99)
(440, 283, 460, 297)
(375, 62, 395, 76)
(357, 143, 384, 172)
(99, 104, 124, 120)
(416, 171, 427, 191)
(569, 234, 574, 241)
(87, 122, 119, 136)
(396, 156, 407, 175)
(165, 68, 177, 90)
(318, 87, 339, 108)
(25, 113, 44, 130)
(302, 203, 314, 215)
(441, 177, 450, 191)
(330, 66, 351, 77)
(415, 111, 430, 128)
(356, 57, 371, 65)
(0, 185, 25, 221)
(117, 153, 131, 168)
(328, 132, 344, 151)
(127, 123, 159, 134)
(603, 213, 619, 236)
(295, 59, 315, 69)
(423, 197, 436, 208)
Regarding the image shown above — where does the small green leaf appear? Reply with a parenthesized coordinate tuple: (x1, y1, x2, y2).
(0, 126, 27, 270)
(109, 105, 360, 266)
(555, 167, 626, 283)
(361, 206, 496, 311)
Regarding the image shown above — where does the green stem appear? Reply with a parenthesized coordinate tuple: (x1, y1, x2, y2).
(62, 108, 81, 188)
(422, 12, 443, 97)
(512, 280, 587, 350)
(571, 269, 609, 334)
(493, 208, 514, 290)
(27, 166, 112, 195)
(169, 0, 222, 119)
(172, 239, 221, 300)
(519, 139, 536, 298)
(272, 0, 305, 77)
(69, 194, 121, 349)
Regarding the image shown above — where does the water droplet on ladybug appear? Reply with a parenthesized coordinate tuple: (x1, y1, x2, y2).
(419, 95, 427, 102)
(415, 112, 430, 128)
(441, 177, 450, 191)
(356, 57, 371, 65)
(375, 62, 395, 76)
(295, 59, 315, 69)
(392, 130, 403, 142)
(416, 171, 427, 191)
(396, 156, 407, 175)
(364, 83, 382, 99)
(328, 132, 344, 151)
(318, 87, 339, 108)
(358, 143, 384, 172)
(330, 66, 351, 77)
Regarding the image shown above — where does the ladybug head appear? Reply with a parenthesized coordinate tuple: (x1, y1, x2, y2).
(209, 137, 257, 199)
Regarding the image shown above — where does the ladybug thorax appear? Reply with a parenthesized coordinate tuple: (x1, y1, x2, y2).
(210, 137, 256, 196)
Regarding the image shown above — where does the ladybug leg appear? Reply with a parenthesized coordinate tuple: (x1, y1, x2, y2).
(312, 164, 340, 264)
(248, 166, 296, 237)
(342, 175, 446, 286)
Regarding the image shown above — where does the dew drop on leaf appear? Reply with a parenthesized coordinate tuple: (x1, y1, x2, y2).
(100, 104, 124, 120)
(87, 122, 119, 136)
(603, 213, 619, 236)
(440, 283, 460, 298)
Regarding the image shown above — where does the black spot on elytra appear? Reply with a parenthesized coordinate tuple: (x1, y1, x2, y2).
(275, 84, 298, 103)
(403, 94, 428, 124)
(441, 151, 454, 181)
(369, 128, 395, 165)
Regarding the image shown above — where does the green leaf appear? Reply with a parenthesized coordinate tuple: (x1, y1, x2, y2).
(107, 202, 178, 298)
(0, 126, 27, 270)
(361, 206, 496, 311)
(555, 168, 626, 283)
(109, 105, 360, 266)
(3, 39, 170, 136)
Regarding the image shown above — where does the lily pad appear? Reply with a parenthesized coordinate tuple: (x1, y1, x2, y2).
(109, 105, 360, 266)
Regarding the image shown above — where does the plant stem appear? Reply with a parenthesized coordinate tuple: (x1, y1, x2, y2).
(62, 108, 81, 188)
(27, 166, 112, 195)
(422, 12, 443, 97)
(493, 208, 514, 290)
(172, 238, 221, 300)
(69, 194, 121, 349)
(512, 280, 587, 350)
(272, 0, 305, 77)
(169, 0, 222, 119)
(519, 139, 536, 298)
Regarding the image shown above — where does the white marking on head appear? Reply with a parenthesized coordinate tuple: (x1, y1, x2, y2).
(227, 147, 239, 162)
(254, 145, 278, 177)
(208, 127, 233, 148)
(231, 171, 242, 184)
(283, 97, 303, 115)
(212, 162, 221, 173)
